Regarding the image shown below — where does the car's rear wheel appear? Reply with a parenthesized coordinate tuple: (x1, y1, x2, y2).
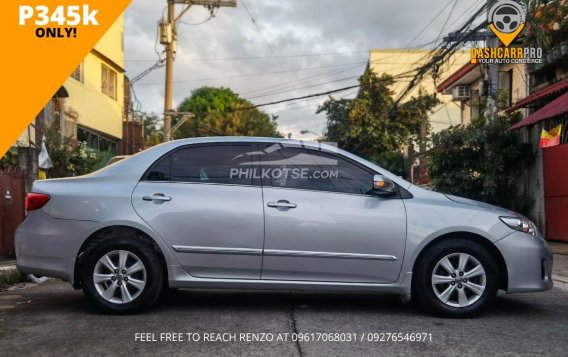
(412, 238, 499, 318)
(81, 238, 164, 314)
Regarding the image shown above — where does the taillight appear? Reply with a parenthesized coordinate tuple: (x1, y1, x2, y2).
(25, 193, 51, 211)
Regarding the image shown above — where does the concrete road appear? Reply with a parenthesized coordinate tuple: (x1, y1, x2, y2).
(1, 281, 567, 356)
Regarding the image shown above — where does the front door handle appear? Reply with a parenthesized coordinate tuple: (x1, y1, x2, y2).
(267, 200, 297, 209)
(142, 193, 172, 202)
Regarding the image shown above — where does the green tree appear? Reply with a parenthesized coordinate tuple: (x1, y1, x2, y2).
(175, 86, 282, 138)
(0, 148, 19, 170)
(318, 68, 439, 176)
(427, 113, 533, 214)
(141, 112, 162, 147)
(318, 98, 351, 149)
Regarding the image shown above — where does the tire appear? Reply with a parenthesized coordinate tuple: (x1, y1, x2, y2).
(81, 237, 164, 314)
(412, 238, 499, 318)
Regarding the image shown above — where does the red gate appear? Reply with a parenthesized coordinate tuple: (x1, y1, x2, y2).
(0, 169, 25, 258)
(543, 143, 568, 242)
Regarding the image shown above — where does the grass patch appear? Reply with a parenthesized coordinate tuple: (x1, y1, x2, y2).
(0, 270, 30, 289)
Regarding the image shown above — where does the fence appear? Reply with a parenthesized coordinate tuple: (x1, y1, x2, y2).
(0, 168, 25, 260)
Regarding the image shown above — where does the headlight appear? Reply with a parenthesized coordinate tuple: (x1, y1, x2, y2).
(499, 216, 536, 236)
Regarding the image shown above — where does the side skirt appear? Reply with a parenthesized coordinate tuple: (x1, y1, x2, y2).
(167, 265, 412, 294)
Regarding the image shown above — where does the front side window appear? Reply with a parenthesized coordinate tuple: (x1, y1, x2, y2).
(258, 144, 375, 195)
(146, 145, 257, 186)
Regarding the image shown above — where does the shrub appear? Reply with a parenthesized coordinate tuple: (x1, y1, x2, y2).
(427, 113, 533, 214)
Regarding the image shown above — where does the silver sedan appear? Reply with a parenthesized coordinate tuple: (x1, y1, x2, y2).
(15, 137, 553, 317)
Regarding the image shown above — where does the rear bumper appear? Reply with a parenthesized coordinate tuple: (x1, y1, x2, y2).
(495, 231, 553, 293)
(15, 210, 102, 284)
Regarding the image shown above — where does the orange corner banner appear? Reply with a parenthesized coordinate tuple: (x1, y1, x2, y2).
(0, 0, 132, 157)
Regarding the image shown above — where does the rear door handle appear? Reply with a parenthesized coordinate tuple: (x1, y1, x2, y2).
(142, 193, 172, 202)
(267, 200, 297, 209)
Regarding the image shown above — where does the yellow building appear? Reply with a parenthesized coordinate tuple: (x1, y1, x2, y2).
(63, 15, 126, 154)
(436, 61, 527, 124)
(367, 50, 470, 184)
(368, 49, 470, 132)
(15, 16, 125, 156)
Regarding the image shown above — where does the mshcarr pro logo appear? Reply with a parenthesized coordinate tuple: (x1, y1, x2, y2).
(471, 0, 542, 64)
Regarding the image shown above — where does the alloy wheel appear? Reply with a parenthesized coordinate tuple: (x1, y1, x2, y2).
(93, 250, 147, 304)
(431, 253, 486, 308)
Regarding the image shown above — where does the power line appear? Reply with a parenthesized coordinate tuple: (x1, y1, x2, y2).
(233, 74, 413, 112)
(446, 0, 485, 31)
(241, 62, 365, 96)
(389, 1, 487, 98)
(241, 0, 292, 82)
(179, 12, 214, 26)
(275, 102, 321, 113)
(242, 59, 419, 101)
(245, 75, 363, 100)
(402, 0, 456, 48)
(387, 0, 464, 95)
(234, 84, 362, 111)
(124, 50, 371, 63)
(393, 4, 488, 106)
(130, 60, 165, 84)
(243, 69, 416, 102)
(433, 0, 459, 50)
(135, 61, 369, 86)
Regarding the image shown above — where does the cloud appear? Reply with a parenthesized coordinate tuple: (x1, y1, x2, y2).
(125, 0, 476, 139)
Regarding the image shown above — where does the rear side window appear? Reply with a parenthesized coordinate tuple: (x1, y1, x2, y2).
(146, 144, 257, 186)
(147, 156, 171, 181)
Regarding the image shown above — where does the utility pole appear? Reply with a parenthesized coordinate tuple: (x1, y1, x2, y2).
(161, 0, 236, 142)
(486, 0, 499, 121)
(163, 0, 175, 142)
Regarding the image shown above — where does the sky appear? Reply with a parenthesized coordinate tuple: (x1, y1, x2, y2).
(124, 0, 483, 139)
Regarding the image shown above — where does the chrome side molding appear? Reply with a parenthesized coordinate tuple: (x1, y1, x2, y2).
(172, 245, 262, 256)
(263, 249, 398, 261)
(172, 245, 397, 261)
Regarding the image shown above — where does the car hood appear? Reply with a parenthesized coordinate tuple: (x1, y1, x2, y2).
(444, 194, 516, 216)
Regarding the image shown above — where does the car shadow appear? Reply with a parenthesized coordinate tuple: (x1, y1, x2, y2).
(147, 288, 550, 318)
(2, 281, 552, 319)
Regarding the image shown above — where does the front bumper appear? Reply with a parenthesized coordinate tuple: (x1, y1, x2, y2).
(15, 210, 102, 284)
(495, 231, 553, 293)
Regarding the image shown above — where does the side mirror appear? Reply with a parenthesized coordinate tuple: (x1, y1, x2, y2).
(373, 174, 396, 196)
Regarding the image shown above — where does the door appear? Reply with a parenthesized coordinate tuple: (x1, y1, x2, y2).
(258, 144, 407, 284)
(0, 169, 25, 258)
(543, 142, 568, 242)
(132, 144, 265, 279)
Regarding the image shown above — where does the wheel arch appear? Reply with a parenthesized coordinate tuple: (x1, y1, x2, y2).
(411, 232, 508, 290)
(73, 225, 169, 289)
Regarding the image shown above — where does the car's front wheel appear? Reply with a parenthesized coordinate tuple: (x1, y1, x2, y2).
(412, 238, 499, 318)
(81, 238, 164, 314)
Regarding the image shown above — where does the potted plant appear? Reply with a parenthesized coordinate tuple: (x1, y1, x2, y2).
(524, 0, 568, 62)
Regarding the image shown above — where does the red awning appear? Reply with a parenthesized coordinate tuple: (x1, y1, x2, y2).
(507, 78, 568, 112)
(510, 91, 568, 129)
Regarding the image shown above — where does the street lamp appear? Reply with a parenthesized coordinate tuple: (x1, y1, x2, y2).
(300, 130, 320, 136)
(299, 129, 323, 142)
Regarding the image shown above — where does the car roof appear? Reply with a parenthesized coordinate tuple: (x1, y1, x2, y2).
(170, 136, 326, 145)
